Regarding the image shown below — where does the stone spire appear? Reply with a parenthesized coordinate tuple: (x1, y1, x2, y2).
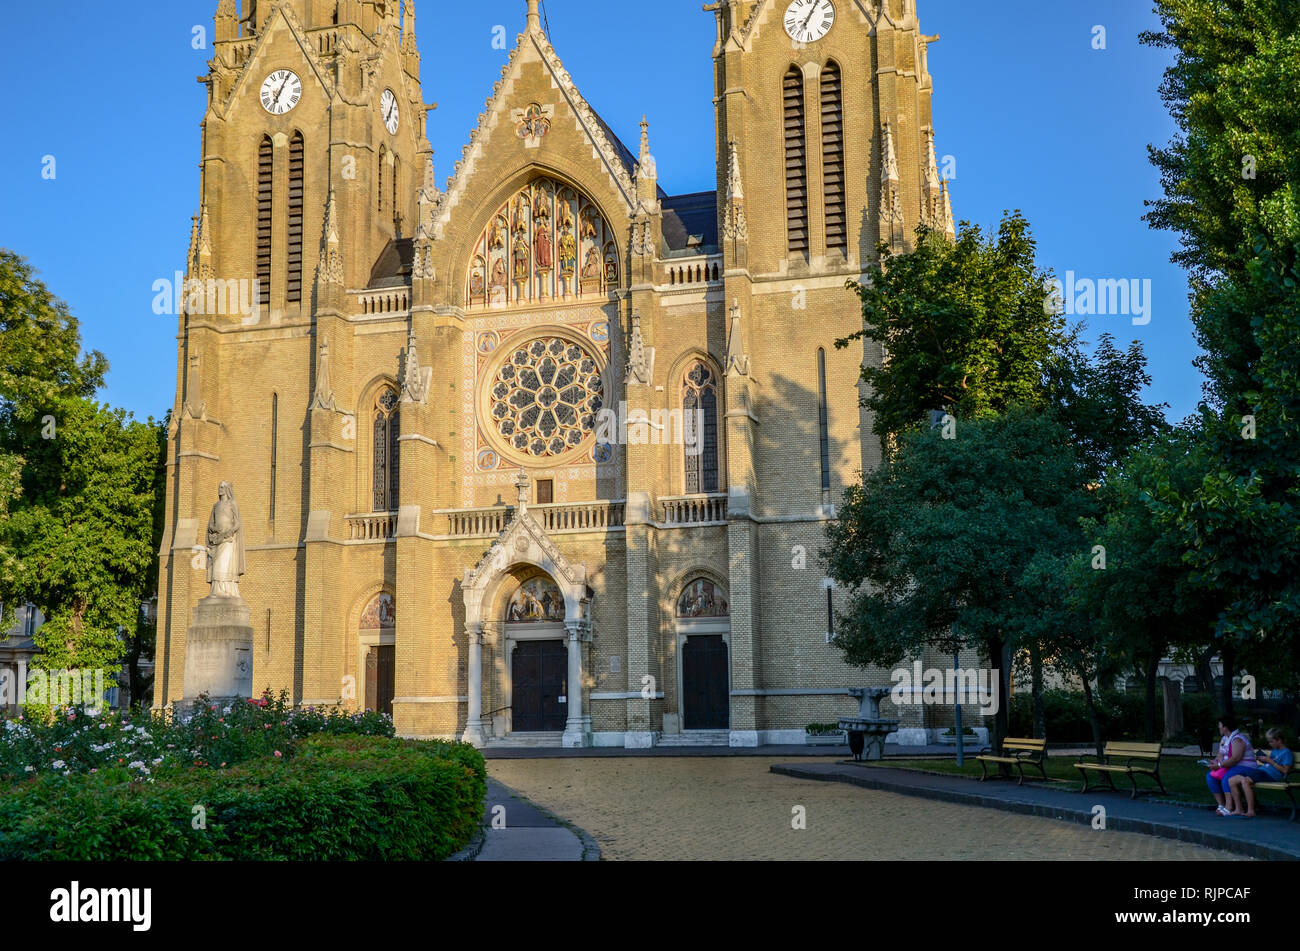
(922, 129, 941, 229)
(312, 338, 337, 411)
(401, 0, 420, 73)
(636, 116, 658, 206)
(215, 0, 237, 42)
(196, 205, 214, 280)
(514, 471, 531, 513)
(881, 120, 900, 185)
(187, 213, 200, 276)
(526, 0, 542, 34)
(940, 180, 956, 240)
(879, 122, 903, 252)
(723, 137, 748, 242)
(725, 299, 750, 378)
(625, 311, 652, 385)
(401, 329, 429, 403)
(319, 191, 345, 287)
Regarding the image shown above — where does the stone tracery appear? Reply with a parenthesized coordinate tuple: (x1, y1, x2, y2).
(466, 177, 618, 308)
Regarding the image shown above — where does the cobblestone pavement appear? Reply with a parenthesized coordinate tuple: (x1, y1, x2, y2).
(487, 757, 1242, 861)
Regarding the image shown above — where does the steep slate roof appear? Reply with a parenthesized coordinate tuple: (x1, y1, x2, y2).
(367, 238, 415, 288)
(661, 192, 719, 255)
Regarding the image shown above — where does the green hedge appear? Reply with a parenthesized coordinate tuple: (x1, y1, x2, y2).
(1009, 689, 1160, 742)
(0, 736, 486, 861)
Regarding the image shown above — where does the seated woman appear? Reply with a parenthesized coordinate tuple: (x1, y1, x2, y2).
(1227, 729, 1293, 819)
(1205, 716, 1257, 817)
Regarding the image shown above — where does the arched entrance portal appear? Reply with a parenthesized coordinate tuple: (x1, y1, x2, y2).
(359, 593, 396, 716)
(461, 475, 593, 748)
(676, 578, 731, 731)
(504, 574, 569, 733)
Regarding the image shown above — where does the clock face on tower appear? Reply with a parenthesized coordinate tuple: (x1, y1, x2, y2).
(260, 70, 302, 116)
(382, 89, 400, 135)
(784, 0, 835, 44)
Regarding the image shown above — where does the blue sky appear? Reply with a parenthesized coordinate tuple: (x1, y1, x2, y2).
(0, 0, 1199, 423)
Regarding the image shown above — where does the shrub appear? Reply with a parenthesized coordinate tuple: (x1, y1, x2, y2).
(805, 723, 844, 735)
(0, 736, 487, 861)
(0, 691, 396, 782)
(1009, 689, 1165, 742)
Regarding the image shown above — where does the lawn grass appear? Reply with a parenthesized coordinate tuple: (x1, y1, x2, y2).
(879, 753, 1219, 806)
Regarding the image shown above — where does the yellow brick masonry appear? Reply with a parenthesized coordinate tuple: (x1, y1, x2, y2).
(156, 0, 970, 743)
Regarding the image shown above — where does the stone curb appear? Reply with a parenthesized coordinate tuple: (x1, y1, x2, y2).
(446, 827, 486, 862)
(771, 763, 1300, 862)
(480, 777, 602, 861)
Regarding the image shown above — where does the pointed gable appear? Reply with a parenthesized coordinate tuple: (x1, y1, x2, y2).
(433, 20, 643, 240)
(213, 4, 335, 121)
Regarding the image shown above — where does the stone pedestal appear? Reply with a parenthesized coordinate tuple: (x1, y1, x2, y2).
(178, 595, 254, 718)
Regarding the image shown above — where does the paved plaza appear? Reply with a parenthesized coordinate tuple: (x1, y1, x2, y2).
(486, 757, 1242, 861)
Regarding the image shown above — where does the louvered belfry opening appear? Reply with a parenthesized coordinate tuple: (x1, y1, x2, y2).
(821, 62, 846, 253)
(391, 156, 400, 235)
(256, 135, 273, 309)
(286, 132, 304, 304)
(783, 66, 808, 256)
(378, 146, 387, 215)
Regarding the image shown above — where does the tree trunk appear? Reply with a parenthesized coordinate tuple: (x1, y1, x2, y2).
(1196, 645, 1215, 699)
(1144, 650, 1162, 742)
(1030, 644, 1046, 740)
(1081, 669, 1105, 760)
(1162, 678, 1184, 741)
(986, 637, 1013, 776)
(1220, 640, 1236, 718)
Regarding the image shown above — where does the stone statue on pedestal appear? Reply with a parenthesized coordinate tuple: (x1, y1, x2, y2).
(179, 481, 255, 719)
(205, 481, 245, 599)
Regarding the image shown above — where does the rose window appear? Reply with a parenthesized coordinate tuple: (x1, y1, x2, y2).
(489, 337, 604, 458)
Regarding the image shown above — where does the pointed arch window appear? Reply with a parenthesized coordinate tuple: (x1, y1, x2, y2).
(817, 349, 831, 492)
(820, 62, 846, 253)
(256, 135, 273, 309)
(783, 66, 808, 256)
(373, 386, 401, 513)
(286, 132, 305, 303)
(378, 145, 387, 215)
(683, 362, 720, 495)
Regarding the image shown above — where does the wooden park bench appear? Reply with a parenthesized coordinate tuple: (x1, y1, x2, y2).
(1075, 741, 1166, 799)
(975, 737, 1048, 785)
(1251, 770, 1299, 823)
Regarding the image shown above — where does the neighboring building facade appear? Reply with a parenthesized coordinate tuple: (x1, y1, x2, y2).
(0, 606, 41, 716)
(154, 0, 958, 746)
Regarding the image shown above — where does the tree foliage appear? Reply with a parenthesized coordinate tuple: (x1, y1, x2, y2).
(1143, 1, 1300, 671)
(836, 215, 1068, 439)
(0, 250, 164, 686)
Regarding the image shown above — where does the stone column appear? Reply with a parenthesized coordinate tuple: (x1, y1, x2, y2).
(462, 623, 486, 747)
(563, 620, 589, 748)
(16, 659, 27, 706)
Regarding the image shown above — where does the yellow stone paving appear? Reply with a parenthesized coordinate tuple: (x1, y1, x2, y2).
(488, 757, 1244, 861)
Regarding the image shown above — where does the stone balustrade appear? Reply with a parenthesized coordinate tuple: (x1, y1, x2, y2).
(659, 494, 728, 526)
(346, 512, 398, 541)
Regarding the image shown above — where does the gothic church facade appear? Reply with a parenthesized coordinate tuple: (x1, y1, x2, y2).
(155, 0, 955, 746)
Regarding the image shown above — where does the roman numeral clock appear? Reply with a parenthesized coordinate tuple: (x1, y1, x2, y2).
(260, 69, 302, 115)
(785, 0, 835, 44)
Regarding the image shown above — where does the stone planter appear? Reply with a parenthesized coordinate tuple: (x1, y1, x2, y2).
(805, 732, 847, 747)
(938, 733, 979, 746)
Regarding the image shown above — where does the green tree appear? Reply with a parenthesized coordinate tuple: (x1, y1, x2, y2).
(823, 410, 1088, 747)
(4, 401, 165, 689)
(1143, 1, 1300, 713)
(1066, 427, 1221, 742)
(836, 215, 1068, 439)
(1047, 332, 1169, 484)
(0, 250, 164, 704)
